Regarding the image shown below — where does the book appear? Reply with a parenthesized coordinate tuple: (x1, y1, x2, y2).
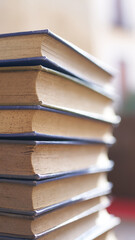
(0, 140, 112, 179)
(0, 183, 112, 216)
(0, 30, 115, 91)
(0, 66, 115, 119)
(0, 210, 119, 240)
(0, 196, 109, 238)
(0, 105, 119, 141)
(0, 169, 111, 212)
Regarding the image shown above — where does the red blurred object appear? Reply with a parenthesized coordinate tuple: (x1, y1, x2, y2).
(107, 197, 135, 220)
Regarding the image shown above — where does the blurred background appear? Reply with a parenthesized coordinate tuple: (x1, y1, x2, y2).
(0, 0, 135, 239)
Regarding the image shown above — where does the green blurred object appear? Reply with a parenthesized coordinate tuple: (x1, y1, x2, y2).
(121, 93, 135, 115)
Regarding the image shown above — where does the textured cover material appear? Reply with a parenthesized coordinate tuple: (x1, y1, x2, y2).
(0, 183, 112, 217)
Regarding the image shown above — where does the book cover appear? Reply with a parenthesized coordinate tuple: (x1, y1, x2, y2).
(0, 132, 116, 144)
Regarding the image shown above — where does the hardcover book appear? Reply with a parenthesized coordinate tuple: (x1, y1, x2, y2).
(0, 210, 120, 240)
(0, 105, 119, 141)
(0, 168, 111, 212)
(0, 66, 115, 118)
(0, 30, 115, 91)
(0, 140, 113, 180)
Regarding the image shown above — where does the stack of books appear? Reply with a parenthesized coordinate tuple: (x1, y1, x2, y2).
(0, 30, 120, 240)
